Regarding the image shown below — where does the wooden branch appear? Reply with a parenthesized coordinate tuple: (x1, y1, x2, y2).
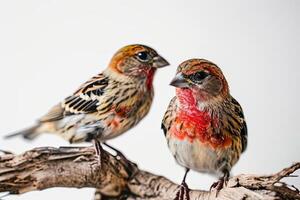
(0, 147, 299, 200)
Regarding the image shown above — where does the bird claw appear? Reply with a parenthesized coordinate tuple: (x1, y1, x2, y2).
(210, 178, 228, 197)
(210, 170, 229, 197)
(210, 180, 223, 197)
(174, 182, 190, 200)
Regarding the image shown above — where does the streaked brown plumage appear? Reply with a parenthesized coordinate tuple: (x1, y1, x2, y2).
(6, 44, 169, 146)
(162, 59, 247, 198)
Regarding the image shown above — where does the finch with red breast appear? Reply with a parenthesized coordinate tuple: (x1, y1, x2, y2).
(162, 59, 247, 199)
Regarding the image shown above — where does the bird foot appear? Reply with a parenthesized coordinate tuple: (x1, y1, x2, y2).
(210, 178, 227, 196)
(174, 182, 190, 200)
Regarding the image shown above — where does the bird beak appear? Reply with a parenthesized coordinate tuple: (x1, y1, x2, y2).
(152, 56, 169, 68)
(170, 73, 189, 88)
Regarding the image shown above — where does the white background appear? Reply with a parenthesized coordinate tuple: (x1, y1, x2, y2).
(0, 0, 299, 199)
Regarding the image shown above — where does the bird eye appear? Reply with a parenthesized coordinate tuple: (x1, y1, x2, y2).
(136, 51, 150, 62)
(189, 71, 209, 82)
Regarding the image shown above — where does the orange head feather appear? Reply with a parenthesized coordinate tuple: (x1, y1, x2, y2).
(108, 44, 169, 77)
(170, 59, 229, 106)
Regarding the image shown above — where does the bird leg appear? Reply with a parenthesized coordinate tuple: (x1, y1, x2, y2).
(210, 170, 230, 196)
(93, 139, 103, 166)
(174, 168, 190, 200)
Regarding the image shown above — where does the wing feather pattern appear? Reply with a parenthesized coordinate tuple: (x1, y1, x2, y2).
(39, 74, 109, 123)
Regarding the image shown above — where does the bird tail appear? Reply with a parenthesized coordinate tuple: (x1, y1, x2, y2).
(4, 124, 41, 140)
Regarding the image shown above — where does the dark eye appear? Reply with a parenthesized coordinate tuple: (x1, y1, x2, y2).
(136, 51, 150, 62)
(189, 71, 209, 82)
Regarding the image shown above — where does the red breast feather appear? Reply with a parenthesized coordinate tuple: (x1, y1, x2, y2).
(170, 88, 232, 149)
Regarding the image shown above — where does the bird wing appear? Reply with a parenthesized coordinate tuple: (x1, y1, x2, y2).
(230, 97, 248, 153)
(39, 73, 109, 123)
(161, 97, 178, 136)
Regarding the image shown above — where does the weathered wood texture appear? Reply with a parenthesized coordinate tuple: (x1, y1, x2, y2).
(0, 147, 299, 200)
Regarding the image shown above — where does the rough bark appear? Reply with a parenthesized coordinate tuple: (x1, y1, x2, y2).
(0, 147, 299, 200)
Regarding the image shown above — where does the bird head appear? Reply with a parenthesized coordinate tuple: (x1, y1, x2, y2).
(170, 59, 229, 105)
(108, 44, 169, 79)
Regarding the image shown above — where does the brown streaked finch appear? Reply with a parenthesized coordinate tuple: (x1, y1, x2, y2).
(161, 59, 247, 199)
(6, 44, 169, 161)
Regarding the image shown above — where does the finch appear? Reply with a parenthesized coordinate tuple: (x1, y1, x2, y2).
(161, 59, 247, 199)
(6, 44, 169, 159)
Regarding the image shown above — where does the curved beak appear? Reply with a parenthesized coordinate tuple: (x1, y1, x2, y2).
(170, 73, 189, 88)
(152, 55, 169, 68)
